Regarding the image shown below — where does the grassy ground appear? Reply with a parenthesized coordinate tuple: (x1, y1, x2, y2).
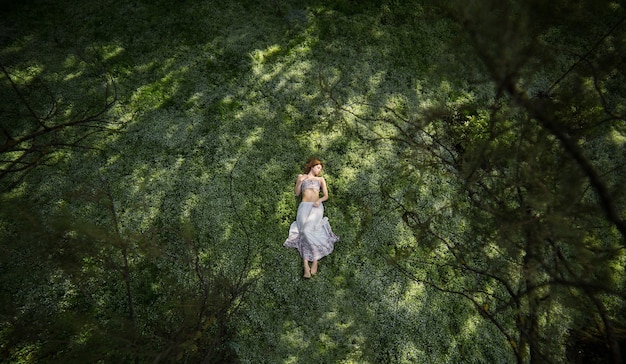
(1, 0, 515, 362)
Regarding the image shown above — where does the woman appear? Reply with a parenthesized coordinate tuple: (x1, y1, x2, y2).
(284, 157, 339, 278)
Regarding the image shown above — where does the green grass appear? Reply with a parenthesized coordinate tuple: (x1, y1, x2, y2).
(6, 0, 623, 363)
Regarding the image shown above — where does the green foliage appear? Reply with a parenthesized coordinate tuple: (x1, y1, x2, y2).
(1, 0, 624, 363)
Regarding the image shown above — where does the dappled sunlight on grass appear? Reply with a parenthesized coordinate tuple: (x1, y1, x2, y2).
(279, 321, 310, 354)
(9, 63, 45, 83)
(5, 0, 623, 362)
(611, 128, 626, 145)
(129, 70, 184, 110)
(100, 44, 125, 61)
(250, 44, 283, 69)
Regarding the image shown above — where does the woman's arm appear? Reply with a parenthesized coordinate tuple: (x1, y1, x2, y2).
(315, 177, 329, 206)
(294, 174, 305, 196)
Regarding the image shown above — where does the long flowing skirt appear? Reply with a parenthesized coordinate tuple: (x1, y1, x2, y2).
(283, 202, 339, 261)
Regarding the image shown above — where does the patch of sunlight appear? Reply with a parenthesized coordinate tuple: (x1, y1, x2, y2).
(63, 54, 79, 68)
(338, 339, 368, 364)
(418, 94, 436, 110)
(398, 341, 426, 362)
(198, 250, 212, 264)
(582, 77, 597, 93)
(14, 64, 44, 83)
(159, 55, 179, 71)
(129, 61, 190, 109)
(187, 92, 204, 109)
(368, 70, 387, 90)
(135, 60, 158, 72)
(274, 61, 314, 92)
(383, 93, 408, 111)
(370, 119, 398, 139)
(324, 312, 354, 333)
(611, 128, 626, 145)
(484, 242, 504, 260)
(104, 153, 120, 169)
(546, 301, 569, 326)
(101, 44, 125, 61)
(181, 192, 199, 220)
(247, 266, 263, 281)
(289, 36, 314, 59)
(461, 315, 480, 337)
(49, 273, 79, 311)
(439, 79, 452, 94)
(613, 252, 626, 286)
(250, 44, 282, 66)
(318, 332, 338, 351)
(245, 126, 264, 147)
(196, 169, 215, 184)
(14, 342, 40, 363)
(220, 219, 236, 243)
(403, 280, 425, 304)
(305, 128, 333, 151)
(342, 96, 368, 119)
(414, 79, 425, 94)
(256, 61, 284, 83)
(175, 155, 185, 169)
(284, 356, 300, 364)
(280, 321, 309, 354)
(2, 180, 26, 199)
(457, 217, 470, 232)
(0, 33, 29, 55)
(323, 310, 338, 321)
(73, 323, 95, 345)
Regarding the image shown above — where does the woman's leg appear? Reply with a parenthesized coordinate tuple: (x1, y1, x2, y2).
(296, 203, 312, 278)
(303, 258, 311, 278)
(310, 260, 318, 275)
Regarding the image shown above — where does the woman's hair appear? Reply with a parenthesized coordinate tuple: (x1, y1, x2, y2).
(303, 157, 323, 174)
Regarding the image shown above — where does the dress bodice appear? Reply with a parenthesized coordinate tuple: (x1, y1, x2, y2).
(301, 178, 321, 192)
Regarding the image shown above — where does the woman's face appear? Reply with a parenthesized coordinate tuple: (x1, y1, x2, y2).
(311, 164, 323, 176)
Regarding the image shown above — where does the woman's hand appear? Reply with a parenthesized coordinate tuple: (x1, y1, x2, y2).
(294, 174, 307, 196)
(313, 200, 321, 207)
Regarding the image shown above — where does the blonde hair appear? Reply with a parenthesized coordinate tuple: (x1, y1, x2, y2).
(303, 157, 323, 174)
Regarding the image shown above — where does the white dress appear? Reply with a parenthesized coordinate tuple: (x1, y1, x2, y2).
(283, 180, 339, 261)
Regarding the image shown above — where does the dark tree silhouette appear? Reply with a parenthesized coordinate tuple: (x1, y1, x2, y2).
(0, 62, 116, 190)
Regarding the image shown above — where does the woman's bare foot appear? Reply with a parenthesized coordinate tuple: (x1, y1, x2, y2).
(311, 261, 318, 275)
(303, 259, 311, 278)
